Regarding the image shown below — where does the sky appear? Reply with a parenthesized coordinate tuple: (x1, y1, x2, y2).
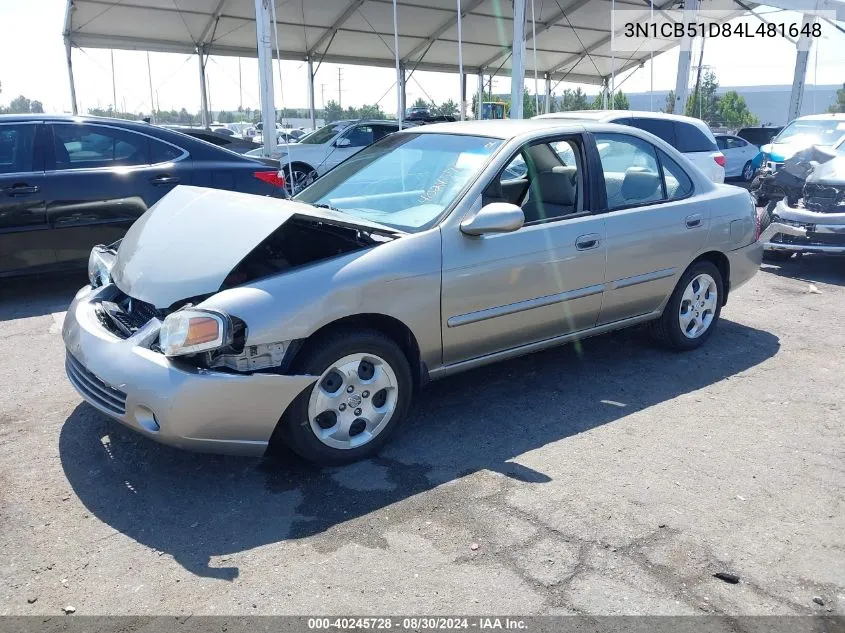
(0, 0, 843, 118)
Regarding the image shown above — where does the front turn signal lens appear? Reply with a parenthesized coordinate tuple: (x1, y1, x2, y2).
(159, 309, 231, 357)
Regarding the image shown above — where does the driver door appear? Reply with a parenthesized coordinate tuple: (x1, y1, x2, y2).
(440, 135, 607, 366)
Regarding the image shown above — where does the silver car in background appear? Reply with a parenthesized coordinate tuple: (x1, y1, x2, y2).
(63, 120, 762, 464)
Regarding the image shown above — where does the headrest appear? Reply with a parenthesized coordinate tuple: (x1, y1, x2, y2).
(621, 169, 660, 201)
(534, 170, 577, 206)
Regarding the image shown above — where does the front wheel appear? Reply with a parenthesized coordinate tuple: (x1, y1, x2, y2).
(283, 163, 318, 196)
(650, 261, 723, 351)
(275, 329, 413, 465)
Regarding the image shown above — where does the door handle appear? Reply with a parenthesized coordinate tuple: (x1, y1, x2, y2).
(685, 213, 702, 228)
(575, 233, 601, 250)
(150, 175, 179, 185)
(3, 184, 39, 196)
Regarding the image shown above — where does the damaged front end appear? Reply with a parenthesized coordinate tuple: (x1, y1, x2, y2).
(758, 149, 845, 256)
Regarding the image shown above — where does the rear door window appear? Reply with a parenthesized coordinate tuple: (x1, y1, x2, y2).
(595, 132, 664, 210)
(658, 149, 693, 200)
(674, 122, 718, 153)
(150, 139, 184, 163)
(52, 124, 149, 169)
(630, 118, 677, 148)
(0, 124, 38, 174)
(373, 125, 399, 141)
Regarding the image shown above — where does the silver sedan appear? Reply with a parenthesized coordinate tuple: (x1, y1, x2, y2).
(63, 120, 763, 464)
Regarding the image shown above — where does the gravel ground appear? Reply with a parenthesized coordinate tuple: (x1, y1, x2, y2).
(0, 255, 843, 617)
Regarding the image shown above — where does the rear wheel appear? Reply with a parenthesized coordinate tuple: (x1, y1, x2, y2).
(274, 329, 413, 465)
(651, 261, 723, 351)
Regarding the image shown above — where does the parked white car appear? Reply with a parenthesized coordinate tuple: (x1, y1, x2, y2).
(273, 120, 402, 194)
(714, 133, 759, 181)
(534, 110, 725, 184)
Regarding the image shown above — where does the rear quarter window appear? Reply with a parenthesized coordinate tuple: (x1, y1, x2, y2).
(674, 122, 718, 153)
(629, 118, 678, 148)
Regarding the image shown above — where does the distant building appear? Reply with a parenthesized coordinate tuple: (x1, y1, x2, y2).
(624, 84, 840, 125)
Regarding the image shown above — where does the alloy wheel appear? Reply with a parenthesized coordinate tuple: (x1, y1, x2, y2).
(678, 273, 718, 339)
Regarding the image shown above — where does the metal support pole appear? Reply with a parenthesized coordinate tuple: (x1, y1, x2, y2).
(788, 13, 816, 122)
(198, 46, 210, 127)
(477, 71, 484, 119)
(397, 64, 407, 124)
(307, 56, 317, 130)
(457, 0, 465, 120)
(110, 50, 117, 116)
(392, 0, 404, 128)
(672, 0, 697, 115)
(510, 0, 527, 119)
(255, 0, 277, 156)
(64, 39, 78, 115)
(544, 74, 551, 113)
(146, 52, 155, 122)
(601, 78, 609, 109)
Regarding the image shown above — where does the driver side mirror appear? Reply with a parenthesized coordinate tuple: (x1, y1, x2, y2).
(335, 137, 351, 148)
(460, 202, 524, 236)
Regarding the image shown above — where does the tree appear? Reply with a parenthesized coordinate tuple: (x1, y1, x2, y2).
(358, 103, 386, 119)
(612, 91, 630, 110)
(218, 110, 234, 123)
(559, 88, 590, 111)
(411, 97, 429, 110)
(517, 89, 537, 118)
(437, 99, 458, 117)
(716, 91, 759, 128)
(664, 90, 676, 113)
(7, 95, 32, 114)
(828, 83, 845, 113)
(324, 99, 343, 122)
(30, 100, 44, 113)
(686, 69, 719, 123)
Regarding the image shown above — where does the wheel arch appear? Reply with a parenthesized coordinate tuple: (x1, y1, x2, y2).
(690, 250, 730, 305)
(291, 313, 427, 392)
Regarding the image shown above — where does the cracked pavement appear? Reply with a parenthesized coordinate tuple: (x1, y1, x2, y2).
(0, 258, 843, 616)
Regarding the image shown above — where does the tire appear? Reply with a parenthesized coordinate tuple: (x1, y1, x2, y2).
(741, 161, 755, 182)
(273, 328, 413, 465)
(650, 261, 724, 351)
(282, 162, 318, 196)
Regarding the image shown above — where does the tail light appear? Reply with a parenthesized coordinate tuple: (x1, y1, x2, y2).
(254, 170, 286, 188)
(714, 153, 726, 168)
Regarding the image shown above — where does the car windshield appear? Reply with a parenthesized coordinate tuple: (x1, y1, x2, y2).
(775, 119, 845, 146)
(296, 132, 503, 232)
(298, 123, 347, 145)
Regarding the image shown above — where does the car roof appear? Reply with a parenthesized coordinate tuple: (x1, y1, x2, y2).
(792, 113, 845, 121)
(401, 118, 588, 139)
(535, 109, 708, 125)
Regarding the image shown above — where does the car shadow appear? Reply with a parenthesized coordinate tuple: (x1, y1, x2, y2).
(762, 255, 845, 288)
(0, 272, 85, 322)
(59, 320, 780, 580)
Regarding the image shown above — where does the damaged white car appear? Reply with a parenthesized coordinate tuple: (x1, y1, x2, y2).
(756, 147, 845, 259)
(63, 121, 762, 464)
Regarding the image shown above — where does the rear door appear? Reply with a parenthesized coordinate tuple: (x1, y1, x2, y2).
(42, 121, 188, 268)
(593, 131, 708, 325)
(725, 135, 757, 177)
(0, 121, 51, 275)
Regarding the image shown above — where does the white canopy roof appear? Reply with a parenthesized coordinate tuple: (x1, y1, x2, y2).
(64, 0, 750, 85)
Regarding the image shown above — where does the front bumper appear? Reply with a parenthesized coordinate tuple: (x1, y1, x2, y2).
(759, 199, 845, 255)
(62, 284, 316, 456)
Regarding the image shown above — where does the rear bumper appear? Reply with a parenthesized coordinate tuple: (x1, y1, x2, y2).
(62, 284, 316, 456)
(726, 239, 763, 295)
(760, 200, 845, 255)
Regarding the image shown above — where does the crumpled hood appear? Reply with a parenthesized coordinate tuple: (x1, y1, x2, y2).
(111, 185, 395, 308)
